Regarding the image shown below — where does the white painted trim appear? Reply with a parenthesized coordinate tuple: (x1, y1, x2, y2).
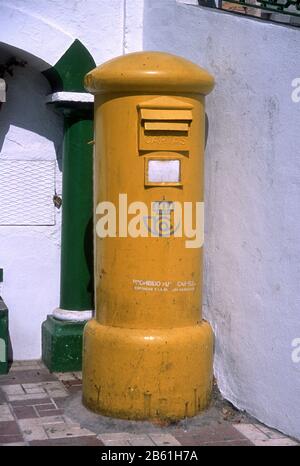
(53, 307, 93, 322)
(45, 92, 94, 104)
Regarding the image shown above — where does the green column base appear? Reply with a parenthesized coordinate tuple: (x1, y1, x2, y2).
(0, 298, 8, 375)
(42, 315, 87, 372)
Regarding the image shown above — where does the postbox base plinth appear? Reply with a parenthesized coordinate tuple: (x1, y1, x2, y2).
(82, 319, 213, 421)
(42, 315, 87, 372)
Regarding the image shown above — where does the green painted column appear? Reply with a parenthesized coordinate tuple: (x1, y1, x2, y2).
(42, 40, 96, 372)
(60, 112, 94, 312)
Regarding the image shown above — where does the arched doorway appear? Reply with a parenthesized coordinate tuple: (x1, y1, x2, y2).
(0, 6, 96, 365)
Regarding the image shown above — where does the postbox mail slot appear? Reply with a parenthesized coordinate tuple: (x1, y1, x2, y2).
(144, 121, 189, 132)
(140, 108, 192, 121)
(139, 107, 192, 152)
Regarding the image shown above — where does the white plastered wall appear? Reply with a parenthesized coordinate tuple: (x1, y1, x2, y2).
(0, 0, 144, 358)
(143, 0, 300, 440)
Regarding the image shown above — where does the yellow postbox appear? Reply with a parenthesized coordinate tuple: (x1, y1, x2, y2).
(82, 51, 215, 420)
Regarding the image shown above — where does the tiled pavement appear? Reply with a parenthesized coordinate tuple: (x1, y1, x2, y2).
(0, 361, 298, 447)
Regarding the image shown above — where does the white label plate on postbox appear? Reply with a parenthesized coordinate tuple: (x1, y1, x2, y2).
(148, 160, 180, 183)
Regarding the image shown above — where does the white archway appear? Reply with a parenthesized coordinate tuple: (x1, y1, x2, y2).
(0, 14, 66, 359)
(0, 2, 74, 69)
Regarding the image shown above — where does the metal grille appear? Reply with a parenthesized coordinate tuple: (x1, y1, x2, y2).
(0, 160, 55, 226)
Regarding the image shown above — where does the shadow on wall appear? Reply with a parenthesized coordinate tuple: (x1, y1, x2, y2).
(0, 42, 63, 169)
(84, 216, 94, 300)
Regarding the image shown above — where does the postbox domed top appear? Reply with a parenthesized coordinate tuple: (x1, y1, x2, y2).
(84, 51, 214, 96)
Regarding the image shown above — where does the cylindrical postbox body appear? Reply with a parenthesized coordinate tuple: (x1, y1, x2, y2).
(83, 52, 214, 420)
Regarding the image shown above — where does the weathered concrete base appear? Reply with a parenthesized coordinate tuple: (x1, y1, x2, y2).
(63, 384, 253, 435)
(42, 315, 86, 372)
